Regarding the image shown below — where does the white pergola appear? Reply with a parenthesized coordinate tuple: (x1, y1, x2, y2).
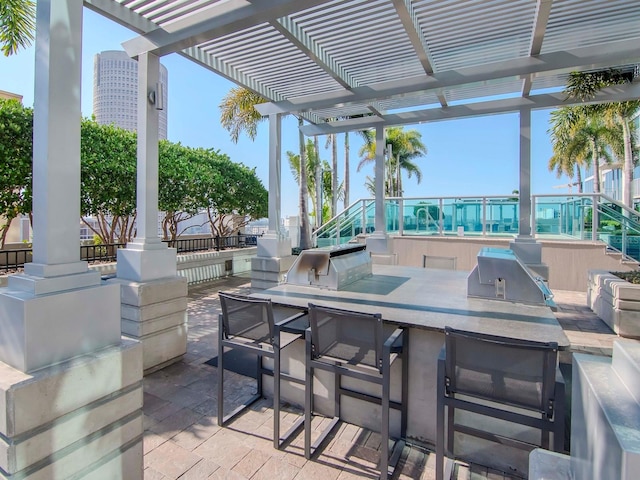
(85, 0, 640, 252)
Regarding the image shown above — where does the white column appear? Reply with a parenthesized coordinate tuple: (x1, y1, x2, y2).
(0, 0, 119, 373)
(134, 52, 161, 244)
(253, 114, 291, 289)
(117, 52, 176, 282)
(366, 125, 389, 253)
(374, 125, 386, 233)
(19, 0, 95, 286)
(268, 113, 282, 235)
(510, 107, 548, 279)
(518, 107, 532, 238)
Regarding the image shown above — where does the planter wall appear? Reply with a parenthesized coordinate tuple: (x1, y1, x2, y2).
(588, 270, 640, 338)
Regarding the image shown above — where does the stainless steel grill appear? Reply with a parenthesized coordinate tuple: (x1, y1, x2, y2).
(467, 247, 556, 310)
(285, 244, 372, 290)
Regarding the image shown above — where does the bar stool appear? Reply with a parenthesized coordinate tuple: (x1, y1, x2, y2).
(304, 303, 408, 480)
(436, 327, 565, 479)
(218, 292, 307, 449)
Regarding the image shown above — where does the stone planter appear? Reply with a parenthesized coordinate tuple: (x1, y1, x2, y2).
(588, 270, 640, 338)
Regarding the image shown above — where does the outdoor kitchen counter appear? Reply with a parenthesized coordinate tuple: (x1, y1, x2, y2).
(251, 264, 568, 456)
(254, 264, 569, 348)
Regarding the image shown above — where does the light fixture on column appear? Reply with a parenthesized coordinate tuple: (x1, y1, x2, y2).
(147, 82, 164, 110)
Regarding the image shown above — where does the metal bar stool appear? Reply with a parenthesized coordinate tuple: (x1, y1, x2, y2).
(218, 292, 307, 449)
(304, 303, 408, 480)
(436, 327, 565, 480)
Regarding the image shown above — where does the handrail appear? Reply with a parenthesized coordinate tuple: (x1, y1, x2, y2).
(599, 193, 640, 221)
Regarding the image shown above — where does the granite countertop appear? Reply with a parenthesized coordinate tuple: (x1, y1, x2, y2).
(254, 265, 570, 348)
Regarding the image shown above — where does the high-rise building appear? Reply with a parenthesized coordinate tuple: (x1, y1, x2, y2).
(93, 50, 168, 139)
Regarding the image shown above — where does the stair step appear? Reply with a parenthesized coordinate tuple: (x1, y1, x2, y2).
(612, 339, 640, 405)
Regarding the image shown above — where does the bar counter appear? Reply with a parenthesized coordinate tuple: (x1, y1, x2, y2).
(252, 264, 569, 468)
(255, 265, 569, 348)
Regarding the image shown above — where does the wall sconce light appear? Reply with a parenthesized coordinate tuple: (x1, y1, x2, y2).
(147, 82, 164, 110)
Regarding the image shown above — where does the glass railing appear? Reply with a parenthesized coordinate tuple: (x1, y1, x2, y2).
(313, 193, 640, 261)
(532, 194, 640, 261)
(314, 195, 521, 246)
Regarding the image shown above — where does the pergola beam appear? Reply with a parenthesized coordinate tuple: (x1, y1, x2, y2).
(256, 40, 640, 116)
(522, 0, 553, 96)
(182, 47, 320, 125)
(84, 0, 156, 34)
(391, 0, 447, 107)
(271, 16, 358, 89)
(300, 82, 640, 135)
(120, 0, 335, 58)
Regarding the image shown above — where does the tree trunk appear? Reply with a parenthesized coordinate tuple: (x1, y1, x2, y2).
(314, 136, 322, 228)
(576, 166, 583, 193)
(344, 132, 350, 209)
(592, 140, 601, 194)
(620, 114, 634, 208)
(331, 133, 338, 218)
(298, 118, 311, 249)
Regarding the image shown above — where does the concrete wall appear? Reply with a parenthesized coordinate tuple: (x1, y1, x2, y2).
(391, 236, 636, 292)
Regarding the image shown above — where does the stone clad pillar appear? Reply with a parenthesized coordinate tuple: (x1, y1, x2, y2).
(366, 125, 389, 253)
(0, 1, 143, 478)
(511, 107, 549, 280)
(111, 52, 187, 374)
(252, 113, 294, 290)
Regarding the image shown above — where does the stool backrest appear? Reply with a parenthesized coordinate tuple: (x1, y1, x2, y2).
(219, 292, 274, 344)
(309, 303, 383, 372)
(444, 327, 558, 417)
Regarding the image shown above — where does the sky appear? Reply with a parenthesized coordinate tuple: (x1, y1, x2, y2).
(0, 8, 573, 219)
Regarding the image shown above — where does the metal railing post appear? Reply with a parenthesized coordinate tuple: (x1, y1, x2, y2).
(399, 199, 404, 236)
(439, 198, 444, 236)
(592, 195, 598, 242)
(482, 197, 487, 236)
(531, 195, 537, 236)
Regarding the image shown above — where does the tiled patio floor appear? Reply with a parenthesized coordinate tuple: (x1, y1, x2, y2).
(142, 276, 616, 479)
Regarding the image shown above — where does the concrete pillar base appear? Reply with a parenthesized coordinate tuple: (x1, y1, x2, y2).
(108, 276, 188, 374)
(510, 238, 549, 281)
(0, 280, 121, 373)
(117, 245, 177, 283)
(257, 233, 291, 258)
(251, 255, 295, 291)
(0, 339, 143, 480)
(366, 232, 390, 254)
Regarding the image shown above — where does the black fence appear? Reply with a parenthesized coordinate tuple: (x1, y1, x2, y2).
(162, 234, 260, 252)
(0, 248, 33, 272)
(0, 235, 260, 273)
(80, 243, 127, 263)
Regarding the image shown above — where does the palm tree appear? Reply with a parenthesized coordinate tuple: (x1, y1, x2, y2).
(357, 127, 427, 197)
(343, 132, 350, 209)
(325, 133, 339, 217)
(0, 0, 35, 56)
(548, 153, 583, 193)
(219, 87, 265, 143)
(565, 70, 640, 207)
(287, 139, 334, 224)
(219, 87, 312, 249)
(548, 106, 621, 194)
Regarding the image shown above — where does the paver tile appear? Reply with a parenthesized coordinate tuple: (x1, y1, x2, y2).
(144, 440, 202, 478)
(231, 448, 272, 478)
(178, 459, 220, 479)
